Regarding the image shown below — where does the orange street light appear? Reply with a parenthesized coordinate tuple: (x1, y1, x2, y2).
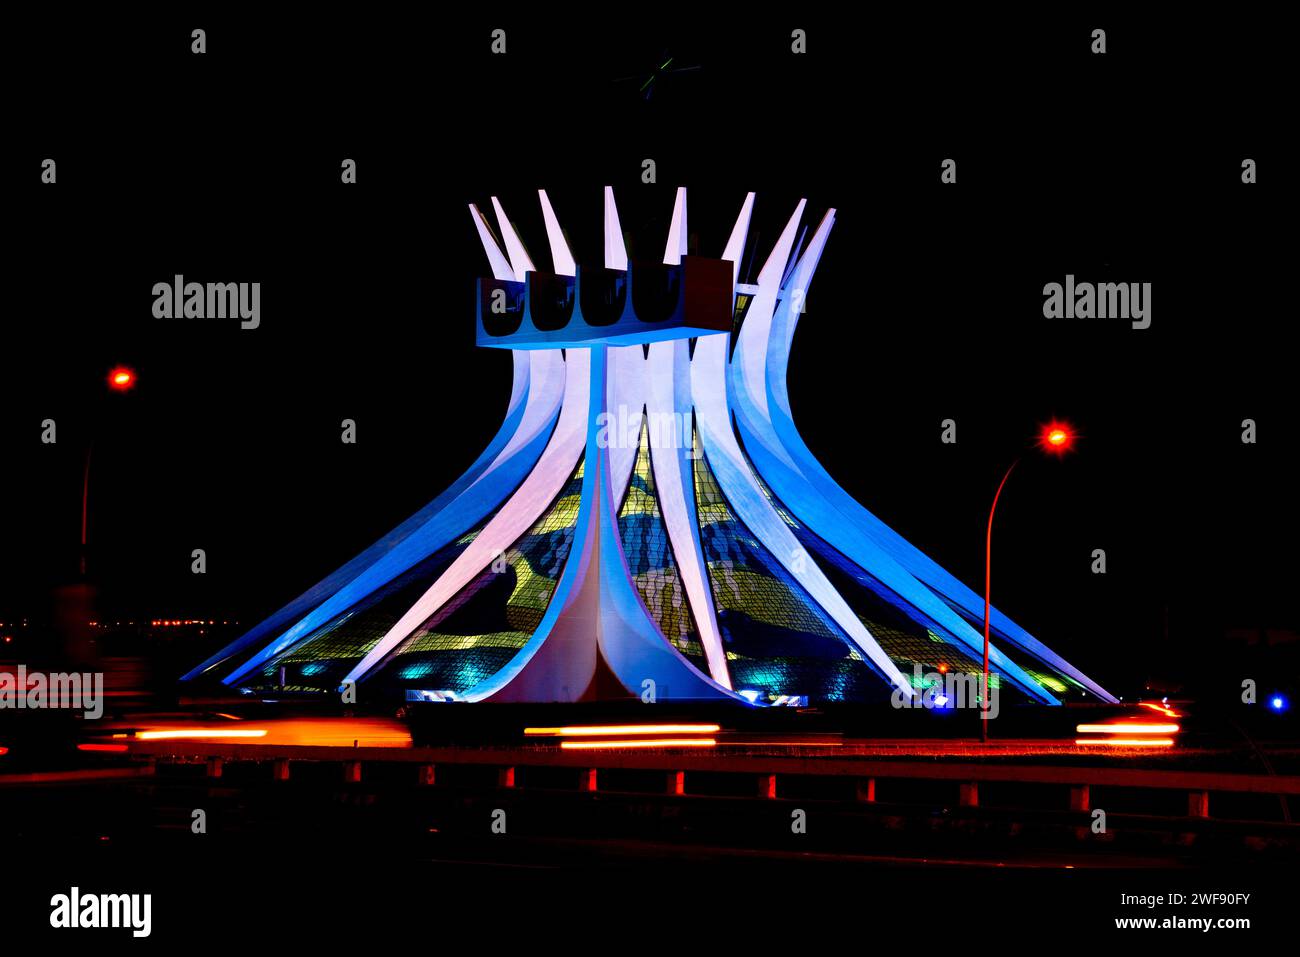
(1038, 420, 1077, 455)
(983, 421, 1079, 741)
(107, 366, 137, 392)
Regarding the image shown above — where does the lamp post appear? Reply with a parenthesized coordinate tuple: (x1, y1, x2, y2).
(982, 421, 1076, 741)
(81, 365, 137, 576)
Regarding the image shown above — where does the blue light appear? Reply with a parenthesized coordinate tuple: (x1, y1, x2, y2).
(934, 694, 950, 708)
(738, 689, 762, 704)
(1270, 695, 1287, 712)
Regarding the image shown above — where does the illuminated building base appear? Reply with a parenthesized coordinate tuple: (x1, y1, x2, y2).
(184, 189, 1114, 706)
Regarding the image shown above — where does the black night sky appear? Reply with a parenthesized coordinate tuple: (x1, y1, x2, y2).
(2, 12, 1293, 703)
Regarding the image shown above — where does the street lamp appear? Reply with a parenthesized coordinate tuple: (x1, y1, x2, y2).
(81, 366, 139, 575)
(1039, 421, 1076, 456)
(107, 366, 137, 392)
(982, 420, 1077, 740)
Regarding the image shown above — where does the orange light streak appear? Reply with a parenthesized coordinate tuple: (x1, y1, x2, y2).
(559, 738, 717, 750)
(1138, 702, 1181, 718)
(1074, 738, 1174, 748)
(1076, 723, 1179, 734)
(525, 724, 720, 737)
(136, 728, 268, 740)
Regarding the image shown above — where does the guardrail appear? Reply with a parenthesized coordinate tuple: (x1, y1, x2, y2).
(122, 740, 1300, 823)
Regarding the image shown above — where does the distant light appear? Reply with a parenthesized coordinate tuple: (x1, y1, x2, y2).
(1271, 695, 1288, 712)
(78, 743, 129, 753)
(738, 689, 762, 703)
(934, 694, 950, 707)
(107, 366, 137, 392)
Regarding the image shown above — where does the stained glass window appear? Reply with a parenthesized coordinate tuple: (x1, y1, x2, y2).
(692, 432, 890, 703)
(617, 419, 707, 669)
(240, 524, 483, 693)
(366, 457, 587, 694)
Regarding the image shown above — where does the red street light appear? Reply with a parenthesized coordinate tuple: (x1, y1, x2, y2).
(107, 366, 136, 392)
(1038, 420, 1077, 455)
(983, 422, 1079, 741)
(83, 366, 140, 575)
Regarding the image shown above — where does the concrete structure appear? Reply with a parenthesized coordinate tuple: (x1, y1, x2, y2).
(183, 189, 1114, 707)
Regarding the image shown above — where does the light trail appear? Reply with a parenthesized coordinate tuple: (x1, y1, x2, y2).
(560, 738, 717, 750)
(135, 728, 269, 740)
(1074, 738, 1175, 748)
(1076, 723, 1180, 734)
(525, 724, 720, 737)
